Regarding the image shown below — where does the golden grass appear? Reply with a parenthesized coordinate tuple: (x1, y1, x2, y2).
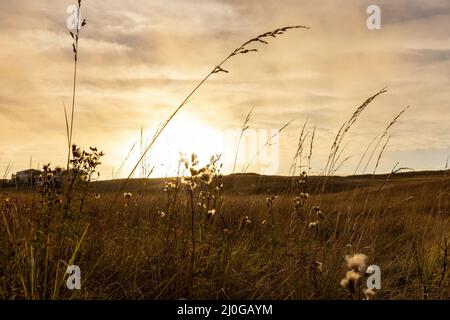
(1, 171, 448, 299)
(1, 1, 448, 301)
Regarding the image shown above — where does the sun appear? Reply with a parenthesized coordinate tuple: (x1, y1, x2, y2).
(117, 113, 227, 178)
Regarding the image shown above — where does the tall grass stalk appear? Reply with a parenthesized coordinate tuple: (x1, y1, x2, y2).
(243, 120, 293, 173)
(362, 106, 409, 174)
(66, 0, 86, 173)
(233, 107, 253, 174)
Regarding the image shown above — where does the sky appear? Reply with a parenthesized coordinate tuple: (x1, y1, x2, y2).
(0, 0, 449, 178)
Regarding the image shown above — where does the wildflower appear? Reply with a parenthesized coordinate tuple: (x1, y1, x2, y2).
(206, 209, 216, 219)
(123, 192, 132, 200)
(266, 196, 277, 208)
(261, 220, 267, 225)
(240, 216, 252, 228)
(340, 270, 361, 294)
(308, 221, 319, 229)
(160, 211, 166, 218)
(317, 210, 325, 220)
(198, 167, 213, 184)
(72, 144, 81, 158)
(223, 228, 228, 236)
(95, 193, 101, 199)
(189, 167, 198, 176)
(300, 192, 310, 199)
(345, 253, 368, 273)
(181, 176, 191, 185)
(363, 288, 376, 300)
(163, 181, 177, 192)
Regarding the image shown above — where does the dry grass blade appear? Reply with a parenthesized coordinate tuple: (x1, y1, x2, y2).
(233, 107, 253, 174)
(363, 105, 409, 174)
(63, 103, 70, 150)
(372, 135, 391, 176)
(354, 135, 378, 175)
(2, 161, 13, 180)
(307, 125, 316, 175)
(243, 120, 293, 173)
(324, 88, 387, 177)
(289, 119, 308, 176)
(113, 141, 137, 180)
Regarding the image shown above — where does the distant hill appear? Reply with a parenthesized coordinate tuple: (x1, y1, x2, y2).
(88, 170, 449, 195)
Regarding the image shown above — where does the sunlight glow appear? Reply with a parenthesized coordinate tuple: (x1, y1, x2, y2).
(118, 113, 227, 178)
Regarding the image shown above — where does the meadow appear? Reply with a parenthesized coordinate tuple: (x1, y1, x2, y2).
(0, 1, 449, 301)
(1, 168, 449, 299)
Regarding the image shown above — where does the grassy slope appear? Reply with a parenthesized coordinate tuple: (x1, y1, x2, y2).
(1, 170, 449, 299)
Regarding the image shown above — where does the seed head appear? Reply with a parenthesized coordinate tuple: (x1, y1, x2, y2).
(206, 209, 216, 219)
(340, 270, 361, 294)
(345, 253, 368, 273)
(309, 221, 319, 229)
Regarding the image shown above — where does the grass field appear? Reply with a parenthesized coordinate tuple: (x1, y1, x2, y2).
(1, 169, 448, 299)
(1, 1, 449, 301)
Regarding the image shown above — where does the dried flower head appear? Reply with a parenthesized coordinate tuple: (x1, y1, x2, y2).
(123, 192, 132, 200)
(300, 192, 310, 199)
(363, 287, 376, 300)
(198, 167, 213, 185)
(266, 196, 277, 208)
(206, 209, 216, 219)
(240, 216, 252, 229)
(345, 253, 368, 273)
(308, 221, 319, 229)
(340, 270, 361, 294)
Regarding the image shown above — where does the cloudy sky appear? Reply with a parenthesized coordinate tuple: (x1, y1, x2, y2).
(0, 0, 449, 178)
